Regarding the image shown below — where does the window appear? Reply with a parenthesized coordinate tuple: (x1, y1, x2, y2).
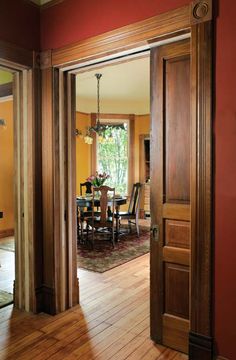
(97, 123, 128, 195)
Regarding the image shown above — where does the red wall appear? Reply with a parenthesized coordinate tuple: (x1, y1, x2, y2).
(40, 0, 188, 50)
(2, 0, 234, 357)
(0, 0, 40, 50)
(41, 1, 236, 359)
(214, 0, 236, 358)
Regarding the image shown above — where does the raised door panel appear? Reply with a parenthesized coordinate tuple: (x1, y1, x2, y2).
(163, 314, 189, 354)
(165, 56, 190, 204)
(150, 39, 191, 354)
(165, 263, 189, 319)
(165, 220, 190, 249)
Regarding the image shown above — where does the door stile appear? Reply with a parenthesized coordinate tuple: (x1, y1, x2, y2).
(189, 11, 213, 359)
(150, 39, 191, 354)
(150, 46, 164, 344)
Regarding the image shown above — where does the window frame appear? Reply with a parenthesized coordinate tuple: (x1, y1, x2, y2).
(91, 113, 135, 195)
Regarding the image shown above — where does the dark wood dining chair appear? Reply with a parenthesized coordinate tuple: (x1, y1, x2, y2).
(77, 181, 92, 242)
(117, 182, 143, 236)
(86, 185, 115, 248)
(80, 181, 92, 196)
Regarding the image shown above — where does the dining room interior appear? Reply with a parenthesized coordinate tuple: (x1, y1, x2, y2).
(0, 54, 152, 308)
(75, 54, 151, 275)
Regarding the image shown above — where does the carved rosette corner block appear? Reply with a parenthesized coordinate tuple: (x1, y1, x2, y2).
(190, 0, 212, 25)
(40, 50, 52, 69)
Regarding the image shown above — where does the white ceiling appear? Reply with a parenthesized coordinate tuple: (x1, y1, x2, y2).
(76, 56, 150, 115)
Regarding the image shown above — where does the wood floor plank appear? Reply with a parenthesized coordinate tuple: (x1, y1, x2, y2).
(173, 353, 189, 359)
(0, 330, 45, 358)
(93, 331, 138, 360)
(8, 337, 59, 360)
(156, 348, 182, 359)
(123, 338, 166, 360)
(143, 347, 177, 360)
(34, 322, 111, 360)
(0, 253, 188, 359)
(102, 334, 147, 360)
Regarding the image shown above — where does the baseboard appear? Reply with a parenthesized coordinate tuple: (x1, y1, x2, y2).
(0, 228, 14, 239)
(189, 331, 214, 360)
(35, 285, 56, 315)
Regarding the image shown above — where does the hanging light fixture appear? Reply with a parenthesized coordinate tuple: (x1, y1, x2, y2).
(89, 74, 106, 135)
(76, 73, 125, 144)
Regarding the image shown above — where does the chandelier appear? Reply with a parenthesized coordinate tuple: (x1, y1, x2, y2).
(76, 73, 124, 144)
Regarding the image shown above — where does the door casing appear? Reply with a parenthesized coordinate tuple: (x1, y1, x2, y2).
(0, 44, 41, 312)
(41, 0, 213, 357)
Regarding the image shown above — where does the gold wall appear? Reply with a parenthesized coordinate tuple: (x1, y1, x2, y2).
(0, 100, 14, 233)
(76, 112, 91, 195)
(134, 114, 150, 182)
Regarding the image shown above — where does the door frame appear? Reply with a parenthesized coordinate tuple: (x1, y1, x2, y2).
(0, 41, 41, 312)
(41, 0, 213, 357)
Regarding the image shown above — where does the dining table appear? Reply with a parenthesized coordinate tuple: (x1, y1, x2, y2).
(76, 195, 127, 241)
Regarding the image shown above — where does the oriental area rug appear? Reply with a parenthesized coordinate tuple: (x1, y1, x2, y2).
(0, 229, 150, 274)
(0, 290, 13, 309)
(77, 229, 150, 273)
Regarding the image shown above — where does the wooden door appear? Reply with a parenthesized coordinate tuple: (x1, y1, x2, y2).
(150, 39, 191, 354)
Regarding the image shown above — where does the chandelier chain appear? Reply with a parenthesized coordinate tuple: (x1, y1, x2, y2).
(76, 72, 125, 143)
(95, 73, 102, 126)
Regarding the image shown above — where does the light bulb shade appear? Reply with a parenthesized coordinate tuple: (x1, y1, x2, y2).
(84, 135, 93, 144)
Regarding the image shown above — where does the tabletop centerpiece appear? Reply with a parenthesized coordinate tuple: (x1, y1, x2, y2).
(86, 171, 110, 187)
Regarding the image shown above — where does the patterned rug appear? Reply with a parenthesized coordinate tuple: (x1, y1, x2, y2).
(0, 290, 13, 309)
(77, 229, 150, 273)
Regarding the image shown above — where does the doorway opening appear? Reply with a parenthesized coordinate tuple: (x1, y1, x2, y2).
(68, 37, 193, 356)
(52, 6, 212, 356)
(75, 54, 151, 276)
(0, 56, 39, 313)
(0, 68, 14, 308)
(73, 38, 192, 356)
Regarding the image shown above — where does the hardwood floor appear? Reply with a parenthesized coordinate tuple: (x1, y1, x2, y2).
(0, 250, 188, 359)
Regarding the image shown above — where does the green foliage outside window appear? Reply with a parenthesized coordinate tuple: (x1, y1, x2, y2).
(97, 124, 128, 195)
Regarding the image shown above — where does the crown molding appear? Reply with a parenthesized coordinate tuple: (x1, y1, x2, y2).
(41, 0, 64, 10)
(52, 5, 190, 67)
(25, 0, 64, 10)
